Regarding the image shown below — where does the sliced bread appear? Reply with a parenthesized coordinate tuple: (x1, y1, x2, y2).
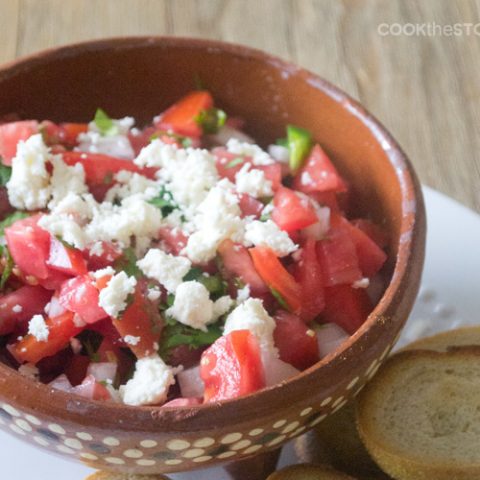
(267, 463, 358, 479)
(85, 473, 170, 480)
(356, 348, 480, 480)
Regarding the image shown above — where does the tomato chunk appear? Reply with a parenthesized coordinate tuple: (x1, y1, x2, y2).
(322, 285, 372, 334)
(5, 215, 51, 280)
(0, 285, 52, 335)
(155, 91, 213, 138)
(158, 227, 189, 256)
(201, 330, 265, 402)
(47, 236, 88, 276)
(351, 218, 389, 249)
(0, 120, 39, 165)
(273, 310, 320, 370)
(218, 240, 268, 295)
(58, 275, 108, 324)
(271, 186, 318, 232)
(85, 241, 123, 270)
(293, 144, 347, 194)
(238, 194, 264, 219)
(111, 285, 163, 358)
(12, 311, 84, 364)
(249, 246, 302, 313)
(293, 238, 325, 322)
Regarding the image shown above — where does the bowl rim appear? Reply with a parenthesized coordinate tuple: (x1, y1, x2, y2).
(0, 36, 425, 431)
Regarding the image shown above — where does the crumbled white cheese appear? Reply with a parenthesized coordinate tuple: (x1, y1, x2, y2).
(38, 212, 88, 249)
(223, 298, 276, 352)
(212, 295, 234, 320)
(147, 286, 161, 301)
(244, 220, 297, 257)
(137, 249, 191, 293)
(300, 171, 314, 186)
(236, 285, 251, 303)
(48, 155, 88, 208)
(92, 266, 116, 279)
(352, 277, 370, 289)
(121, 355, 175, 406)
(7, 134, 51, 210)
(28, 314, 49, 342)
(235, 163, 273, 198)
(18, 363, 39, 378)
(88, 241, 105, 257)
(166, 281, 214, 331)
(12, 304, 23, 313)
(226, 138, 274, 165)
(184, 180, 244, 263)
(98, 272, 137, 318)
(133, 139, 179, 169)
(268, 144, 290, 163)
(124, 335, 140, 346)
(104, 170, 160, 203)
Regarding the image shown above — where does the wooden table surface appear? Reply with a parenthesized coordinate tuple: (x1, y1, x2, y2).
(1, 0, 479, 212)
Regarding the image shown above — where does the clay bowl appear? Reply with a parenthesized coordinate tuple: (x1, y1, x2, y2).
(0, 37, 425, 476)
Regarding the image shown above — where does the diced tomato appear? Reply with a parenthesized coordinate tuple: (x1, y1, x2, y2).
(12, 311, 84, 364)
(158, 227, 188, 256)
(316, 224, 362, 287)
(271, 186, 318, 232)
(351, 218, 389, 249)
(37, 269, 71, 291)
(322, 285, 373, 334)
(257, 163, 282, 191)
(111, 285, 163, 358)
(47, 236, 88, 276)
(168, 344, 204, 369)
(0, 120, 39, 165)
(217, 240, 268, 295)
(273, 310, 320, 370)
(293, 238, 325, 322)
(65, 354, 90, 386)
(308, 191, 340, 211)
(5, 214, 51, 280)
(332, 215, 387, 277)
(249, 246, 302, 313)
(155, 91, 213, 138)
(293, 144, 347, 194)
(85, 241, 123, 270)
(238, 194, 264, 219)
(162, 397, 203, 408)
(58, 123, 88, 147)
(0, 285, 52, 335)
(62, 151, 155, 200)
(213, 148, 246, 181)
(58, 275, 108, 324)
(201, 330, 265, 402)
(0, 188, 13, 219)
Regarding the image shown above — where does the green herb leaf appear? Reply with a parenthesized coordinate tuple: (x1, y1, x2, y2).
(159, 320, 222, 359)
(0, 164, 12, 186)
(195, 108, 227, 135)
(287, 124, 313, 173)
(276, 137, 288, 147)
(0, 211, 29, 237)
(76, 330, 104, 362)
(183, 268, 228, 298)
(225, 157, 244, 169)
(270, 287, 290, 311)
(113, 247, 142, 278)
(0, 247, 13, 290)
(148, 186, 179, 217)
(94, 108, 119, 137)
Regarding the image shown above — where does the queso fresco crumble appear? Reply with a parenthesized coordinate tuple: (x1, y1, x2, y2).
(0, 91, 388, 407)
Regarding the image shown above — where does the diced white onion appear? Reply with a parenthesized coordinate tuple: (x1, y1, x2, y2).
(261, 349, 300, 386)
(177, 366, 205, 398)
(87, 362, 117, 383)
(268, 144, 290, 163)
(316, 323, 350, 358)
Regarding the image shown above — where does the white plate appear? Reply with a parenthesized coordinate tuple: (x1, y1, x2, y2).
(2, 186, 480, 479)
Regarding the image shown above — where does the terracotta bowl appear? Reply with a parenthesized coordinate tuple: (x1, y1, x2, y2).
(0, 37, 425, 476)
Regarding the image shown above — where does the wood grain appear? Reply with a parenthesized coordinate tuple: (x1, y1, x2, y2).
(1, 0, 479, 211)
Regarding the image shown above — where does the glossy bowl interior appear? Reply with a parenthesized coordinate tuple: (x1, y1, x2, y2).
(0, 37, 426, 474)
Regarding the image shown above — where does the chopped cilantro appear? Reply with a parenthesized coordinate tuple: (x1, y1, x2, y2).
(94, 108, 119, 136)
(148, 186, 178, 217)
(159, 318, 222, 359)
(0, 211, 29, 236)
(270, 287, 290, 311)
(183, 268, 227, 298)
(275, 137, 288, 147)
(76, 330, 104, 362)
(0, 164, 12, 186)
(225, 157, 244, 169)
(113, 248, 142, 278)
(0, 247, 13, 290)
(195, 107, 227, 135)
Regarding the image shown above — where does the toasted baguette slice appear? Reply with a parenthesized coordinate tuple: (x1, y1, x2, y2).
(267, 463, 358, 479)
(400, 325, 480, 352)
(312, 403, 391, 479)
(86, 473, 170, 480)
(356, 348, 480, 480)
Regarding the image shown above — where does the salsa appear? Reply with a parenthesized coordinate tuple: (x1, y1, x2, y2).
(0, 91, 388, 406)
